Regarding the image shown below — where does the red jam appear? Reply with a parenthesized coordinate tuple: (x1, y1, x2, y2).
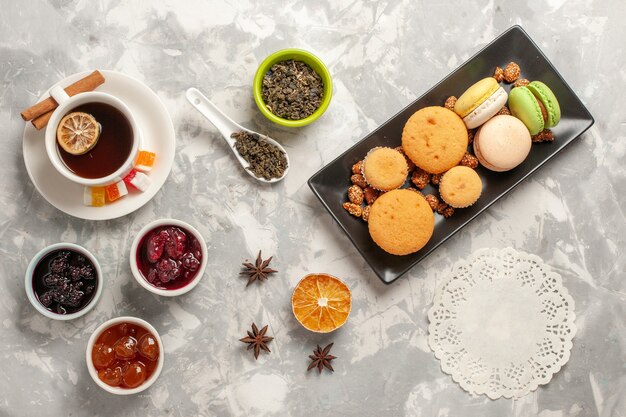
(92, 322, 160, 389)
(136, 225, 203, 290)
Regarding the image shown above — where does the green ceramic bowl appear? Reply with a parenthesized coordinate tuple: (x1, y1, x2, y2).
(253, 49, 332, 127)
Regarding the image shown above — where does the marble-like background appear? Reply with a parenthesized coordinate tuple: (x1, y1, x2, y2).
(1, 0, 625, 416)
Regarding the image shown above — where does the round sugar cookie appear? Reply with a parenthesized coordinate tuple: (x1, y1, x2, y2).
(368, 189, 434, 256)
(439, 166, 483, 208)
(401, 106, 468, 174)
(361, 147, 408, 191)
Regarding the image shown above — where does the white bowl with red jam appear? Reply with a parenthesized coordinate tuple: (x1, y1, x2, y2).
(86, 316, 164, 395)
(130, 219, 207, 296)
(25, 243, 103, 320)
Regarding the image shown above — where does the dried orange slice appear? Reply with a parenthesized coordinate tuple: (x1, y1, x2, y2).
(56, 112, 100, 155)
(292, 274, 351, 333)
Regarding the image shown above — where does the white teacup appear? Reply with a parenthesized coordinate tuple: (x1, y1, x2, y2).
(45, 86, 141, 187)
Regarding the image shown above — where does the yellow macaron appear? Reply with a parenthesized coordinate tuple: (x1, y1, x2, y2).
(454, 78, 508, 129)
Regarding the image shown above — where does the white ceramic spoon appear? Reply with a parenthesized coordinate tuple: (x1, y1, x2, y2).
(185, 87, 289, 184)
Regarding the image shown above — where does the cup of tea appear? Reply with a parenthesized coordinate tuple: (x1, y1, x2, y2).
(44, 86, 141, 187)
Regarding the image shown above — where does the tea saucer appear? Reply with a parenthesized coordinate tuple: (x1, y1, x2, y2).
(22, 70, 175, 220)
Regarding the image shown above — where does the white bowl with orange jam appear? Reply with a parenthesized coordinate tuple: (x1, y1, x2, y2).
(86, 316, 164, 395)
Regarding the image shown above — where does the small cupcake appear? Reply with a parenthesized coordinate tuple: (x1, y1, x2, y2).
(361, 147, 408, 191)
(439, 166, 482, 208)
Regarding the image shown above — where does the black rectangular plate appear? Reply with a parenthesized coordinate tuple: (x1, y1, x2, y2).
(307, 25, 594, 284)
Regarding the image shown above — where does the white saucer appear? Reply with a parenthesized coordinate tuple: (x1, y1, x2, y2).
(22, 70, 175, 220)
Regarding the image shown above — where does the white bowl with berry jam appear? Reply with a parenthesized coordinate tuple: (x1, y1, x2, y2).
(24, 242, 103, 320)
(130, 218, 207, 297)
(86, 316, 164, 395)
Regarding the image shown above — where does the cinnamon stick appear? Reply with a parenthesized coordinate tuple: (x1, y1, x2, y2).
(21, 70, 105, 126)
(31, 111, 54, 130)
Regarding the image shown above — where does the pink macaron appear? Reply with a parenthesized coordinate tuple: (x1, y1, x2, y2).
(473, 115, 532, 172)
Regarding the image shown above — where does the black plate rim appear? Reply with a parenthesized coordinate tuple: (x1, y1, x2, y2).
(307, 24, 595, 284)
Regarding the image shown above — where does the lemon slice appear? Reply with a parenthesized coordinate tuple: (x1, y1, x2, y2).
(56, 112, 100, 155)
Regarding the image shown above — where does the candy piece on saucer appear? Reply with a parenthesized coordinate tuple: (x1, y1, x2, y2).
(123, 169, 151, 192)
(84, 187, 106, 207)
(123, 169, 137, 186)
(105, 181, 128, 202)
(135, 151, 156, 172)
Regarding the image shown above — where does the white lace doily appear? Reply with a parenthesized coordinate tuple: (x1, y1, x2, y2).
(427, 248, 576, 399)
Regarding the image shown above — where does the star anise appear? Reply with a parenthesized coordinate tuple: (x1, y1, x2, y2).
(239, 323, 273, 360)
(307, 343, 336, 373)
(241, 250, 277, 286)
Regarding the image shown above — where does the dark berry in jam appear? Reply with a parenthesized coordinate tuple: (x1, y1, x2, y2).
(136, 226, 203, 290)
(92, 322, 160, 389)
(32, 249, 98, 315)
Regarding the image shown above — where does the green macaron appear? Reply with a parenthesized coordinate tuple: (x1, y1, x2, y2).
(508, 81, 561, 135)
(527, 81, 561, 128)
